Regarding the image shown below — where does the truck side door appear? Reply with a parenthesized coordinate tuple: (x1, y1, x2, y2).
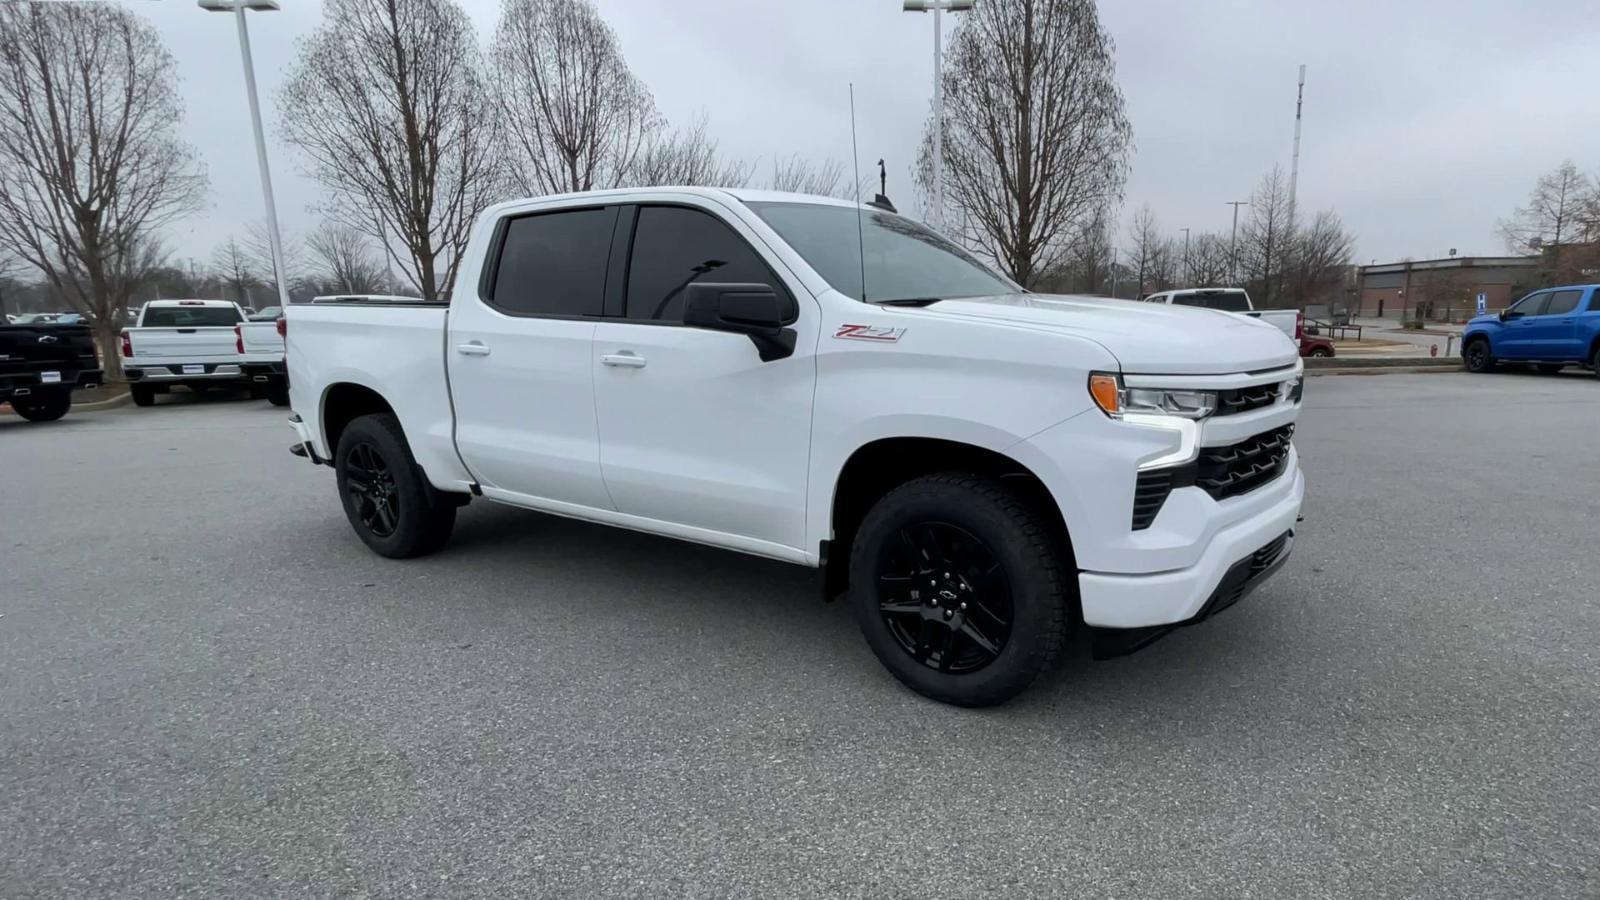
(1523, 288, 1585, 359)
(446, 205, 618, 510)
(1495, 291, 1549, 359)
(590, 202, 818, 553)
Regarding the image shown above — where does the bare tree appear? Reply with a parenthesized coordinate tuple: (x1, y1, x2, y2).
(767, 155, 849, 198)
(0, 3, 205, 377)
(492, 0, 657, 196)
(211, 237, 258, 307)
(1186, 232, 1234, 288)
(1285, 209, 1355, 307)
(280, 0, 501, 301)
(1125, 204, 1163, 295)
(242, 219, 304, 299)
(918, 0, 1131, 286)
(1499, 161, 1590, 255)
(305, 221, 386, 294)
(1240, 166, 1294, 306)
(626, 113, 751, 188)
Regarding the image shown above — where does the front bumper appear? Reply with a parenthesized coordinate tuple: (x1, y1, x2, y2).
(1078, 464, 1304, 630)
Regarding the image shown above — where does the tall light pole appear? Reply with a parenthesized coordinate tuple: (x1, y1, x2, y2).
(1180, 227, 1191, 285)
(902, 0, 974, 231)
(199, 0, 289, 310)
(1226, 200, 1248, 284)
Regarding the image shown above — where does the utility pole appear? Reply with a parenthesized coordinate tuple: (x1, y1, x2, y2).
(200, 0, 290, 310)
(1181, 227, 1191, 286)
(902, 0, 975, 230)
(1226, 200, 1248, 284)
(1287, 64, 1306, 230)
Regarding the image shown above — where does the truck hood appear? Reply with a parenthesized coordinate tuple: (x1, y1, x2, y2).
(1466, 313, 1500, 328)
(920, 293, 1300, 375)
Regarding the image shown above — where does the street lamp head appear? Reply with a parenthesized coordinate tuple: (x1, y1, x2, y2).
(198, 0, 281, 11)
(903, 0, 975, 10)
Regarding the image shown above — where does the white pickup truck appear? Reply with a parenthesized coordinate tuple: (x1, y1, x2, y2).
(285, 188, 1306, 706)
(235, 317, 288, 406)
(121, 299, 250, 406)
(1141, 287, 1301, 339)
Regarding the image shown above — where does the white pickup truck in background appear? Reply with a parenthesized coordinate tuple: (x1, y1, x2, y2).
(283, 187, 1305, 707)
(121, 300, 249, 407)
(235, 317, 288, 406)
(1141, 287, 1301, 339)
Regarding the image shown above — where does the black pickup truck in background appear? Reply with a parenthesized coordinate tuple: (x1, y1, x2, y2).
(0, 324, 103, 422)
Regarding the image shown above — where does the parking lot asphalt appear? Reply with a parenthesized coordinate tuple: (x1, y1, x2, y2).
(4, 373, 1599, 899)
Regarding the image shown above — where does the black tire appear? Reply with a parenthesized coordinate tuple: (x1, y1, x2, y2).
(334, 413, 456, 558)
(1591, 344, 1600, 380)
(12, 390, 71, 422)
(1536, 363, 1564, 375)
(849, 473, 1071, 707)
(266, 386, 289, 407)
(1464, 338, 1495, 373)
(130, 384, 156, 407)
(1308, 347, 1332, 358)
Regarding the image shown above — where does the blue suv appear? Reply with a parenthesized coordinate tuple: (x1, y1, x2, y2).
(1461, 284, 1600, 377)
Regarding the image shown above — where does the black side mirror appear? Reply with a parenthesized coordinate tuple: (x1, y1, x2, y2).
(683, 283, 799, 361)
(1500, 310, 1521, 321)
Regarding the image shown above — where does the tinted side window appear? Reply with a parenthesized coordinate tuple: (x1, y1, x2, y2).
(1213, 294, 1251, 312)
(1542, 290, 1581, 316)
(625, 206, 783, 322)
(1507, 293, 1548, 316)
(490, 208, 615, 317)
(1171, 294, 1204, 307)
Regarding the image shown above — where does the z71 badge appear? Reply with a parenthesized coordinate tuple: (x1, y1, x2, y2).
(834, 324, 906, 343)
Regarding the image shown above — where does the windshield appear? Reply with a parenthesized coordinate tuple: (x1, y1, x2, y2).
(1172, 290, 1251, 313)
(746, 201, 1015, 303)
(141, 306, 243, 327)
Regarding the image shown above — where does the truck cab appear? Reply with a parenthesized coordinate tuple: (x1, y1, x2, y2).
(1461, 284, 1600, 375)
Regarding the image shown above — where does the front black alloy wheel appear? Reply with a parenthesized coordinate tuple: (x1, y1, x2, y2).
(850, 473, 1071, 707)
(1464, 338, 1494, 373)
(875, 522, 1013, 675)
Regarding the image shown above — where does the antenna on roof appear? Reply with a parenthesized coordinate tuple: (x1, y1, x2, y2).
(849, 84, 868, 302)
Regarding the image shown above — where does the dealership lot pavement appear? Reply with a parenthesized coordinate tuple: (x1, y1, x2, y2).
(3, 374, 1599, 898)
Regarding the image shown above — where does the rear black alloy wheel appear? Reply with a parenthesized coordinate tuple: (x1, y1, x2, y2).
(850, 473, 1070, 707)
(343, 441, 400, 538)
(876, 522, 1012, 675)
(11, 389, 71, 422)
(1464, 339, 1494, 373)
(333, 413, 457, 558)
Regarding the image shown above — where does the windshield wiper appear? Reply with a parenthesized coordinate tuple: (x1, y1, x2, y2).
(872, 297, 943, 307)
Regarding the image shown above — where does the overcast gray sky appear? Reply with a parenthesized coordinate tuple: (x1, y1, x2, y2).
(138, 0, 1600, 270)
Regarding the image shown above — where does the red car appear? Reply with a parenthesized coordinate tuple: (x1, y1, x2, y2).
(1296, 313, 1335, 357)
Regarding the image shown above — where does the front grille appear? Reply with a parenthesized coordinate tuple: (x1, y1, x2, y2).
(1215, 383, 1282, 416)
(1131, 470, 1175, 530)
(1194, 424, 1294, 501)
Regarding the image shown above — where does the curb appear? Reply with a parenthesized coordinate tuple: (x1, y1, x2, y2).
(1305, 356, 1460, 370)
(72, 391, 134, 411)
(1307, 365, 1463, 377)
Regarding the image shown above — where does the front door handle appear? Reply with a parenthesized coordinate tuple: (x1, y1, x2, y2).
(601, 352, 647, 369)
(457, 342, 491, 356)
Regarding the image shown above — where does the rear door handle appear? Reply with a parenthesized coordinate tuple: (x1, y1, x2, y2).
(456, 342, 491, 356)
(601, 352, 647, 369)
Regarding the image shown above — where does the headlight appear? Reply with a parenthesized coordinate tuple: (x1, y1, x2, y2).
(1283, 374, 1304, 404)
(1088, 373, 1216, 420)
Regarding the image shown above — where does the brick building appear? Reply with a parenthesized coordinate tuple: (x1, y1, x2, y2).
(1355, 256, 1540, 321)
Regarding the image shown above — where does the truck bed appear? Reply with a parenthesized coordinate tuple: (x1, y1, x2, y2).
(285, 302, 469, 490)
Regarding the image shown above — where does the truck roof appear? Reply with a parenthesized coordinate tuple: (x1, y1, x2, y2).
(478, 186, 864, 221)
(143, 299, 238, 308)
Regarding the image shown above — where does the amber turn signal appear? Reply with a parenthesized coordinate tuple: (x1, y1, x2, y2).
(1088, 372, 1121, 416)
